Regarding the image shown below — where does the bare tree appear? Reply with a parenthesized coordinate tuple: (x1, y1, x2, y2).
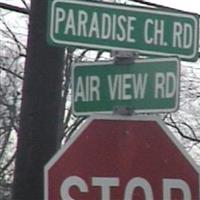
(0, 6, 27, 198)
(0, 0, 200, 199)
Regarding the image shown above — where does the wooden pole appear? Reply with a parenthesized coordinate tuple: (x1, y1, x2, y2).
(12, 0, 64, 199)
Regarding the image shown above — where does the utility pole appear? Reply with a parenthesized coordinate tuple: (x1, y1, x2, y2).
(12, 0, 64, 199)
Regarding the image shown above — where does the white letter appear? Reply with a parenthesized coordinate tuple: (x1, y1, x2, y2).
(144, 19, 153, 44)
(155, 72, 165, 98)
(183, 23, 192, 48)
(132, 73, 148, 99)
(55, 8, 65, 34)
(60, 176, 88, 200)
(122, 74, 132, 100)
(124, 177, 154, 200)
(64, 9, 76, 35)
(127, 16, 136, 43)
(88, 12, 100, 38)
(163, 178, 191, 200)
(78, 10, 88, 37)
(173, 22, 182, 48)
(166, 72, 176, 98)
(101, 13, 111, 39)
(154, 19, 164, 45)
(90, 76, 100, 101)
(92, 177, 119, 200)
(116, 15, 126, 41)
(112, 15, 117, 40)
(108, 75, 120, 100)
(75, 77, 85, 102)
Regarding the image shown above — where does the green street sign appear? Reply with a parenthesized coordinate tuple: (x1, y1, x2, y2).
(47, 0, 199, 61)
(72, 58, 180, 116)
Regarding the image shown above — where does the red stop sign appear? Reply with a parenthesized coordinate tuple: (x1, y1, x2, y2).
(44, 115, 199, 200)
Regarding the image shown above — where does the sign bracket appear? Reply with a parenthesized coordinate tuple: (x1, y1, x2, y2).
(111, 50, 138, 116)
(112, 50, 139, 64)
(113, 106, 134, 116)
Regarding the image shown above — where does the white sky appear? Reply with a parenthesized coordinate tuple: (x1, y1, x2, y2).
(0, 0, 29, 8)
(102, 0, 200, 14)
(148, 0, 200, 14)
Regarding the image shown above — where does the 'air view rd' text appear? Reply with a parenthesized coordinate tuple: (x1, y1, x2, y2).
(72, 58, 180, 115)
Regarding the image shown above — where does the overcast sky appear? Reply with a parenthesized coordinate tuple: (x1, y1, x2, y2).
(0, 0, 27, 8)
(149, 0, 200, 14)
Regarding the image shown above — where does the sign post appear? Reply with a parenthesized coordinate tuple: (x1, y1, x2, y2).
(72, 57, 180, 115)
(45, 115, 200, 200)
(47, 0, 199, 61)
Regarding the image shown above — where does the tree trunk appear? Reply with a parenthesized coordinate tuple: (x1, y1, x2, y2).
(12, 0, 64, 199)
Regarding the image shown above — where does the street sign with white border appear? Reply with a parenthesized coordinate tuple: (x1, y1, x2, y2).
(72, 57, 180, 116)
(47, 0, 199, 61)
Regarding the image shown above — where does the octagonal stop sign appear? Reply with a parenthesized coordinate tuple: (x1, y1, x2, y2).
(44, 115, 200, 200)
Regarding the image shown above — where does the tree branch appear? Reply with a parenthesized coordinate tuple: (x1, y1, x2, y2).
(21, 0, 30, 11)
(166, 115, 200, 143)
(0, 3, 29, 15)
(0, 65, 23, 80)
